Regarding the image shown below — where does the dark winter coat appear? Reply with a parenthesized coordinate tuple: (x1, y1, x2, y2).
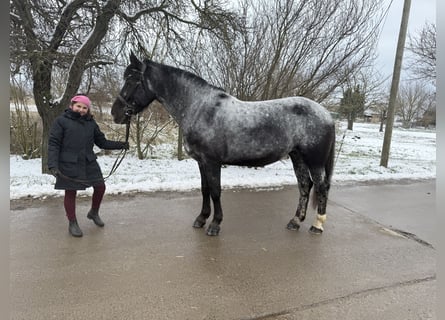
(48, 108, 125, 190)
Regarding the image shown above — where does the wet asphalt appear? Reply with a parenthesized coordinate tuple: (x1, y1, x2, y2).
(10, 180, 436, 319)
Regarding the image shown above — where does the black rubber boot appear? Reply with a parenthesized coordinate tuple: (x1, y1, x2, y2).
(68, 220, 83, 237)
(87, 208, 105, 227)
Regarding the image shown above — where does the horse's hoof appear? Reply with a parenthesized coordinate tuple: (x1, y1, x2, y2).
(309, 226, 323, 234)
(286, 219, 300, 231)
(193, 219, 206, 228)
(206, 225, 220, 236)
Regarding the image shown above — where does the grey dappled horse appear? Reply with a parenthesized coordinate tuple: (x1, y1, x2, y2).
(111, 53, 336, 236)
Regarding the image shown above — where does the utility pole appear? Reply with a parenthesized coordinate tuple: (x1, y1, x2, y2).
(380, 0, 411, 167)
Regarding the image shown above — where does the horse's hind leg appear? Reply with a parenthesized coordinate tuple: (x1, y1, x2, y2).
(287, 152, 313, 231)
(308, 167, 330, 234)
(193, 162, 212, 228)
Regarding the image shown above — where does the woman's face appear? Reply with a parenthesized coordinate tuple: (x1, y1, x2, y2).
(71, 102, 89, 116)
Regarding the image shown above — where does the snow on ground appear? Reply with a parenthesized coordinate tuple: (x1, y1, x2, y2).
(10, 122, 436, 200)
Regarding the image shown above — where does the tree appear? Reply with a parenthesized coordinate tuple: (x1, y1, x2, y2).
(338, 85, 366, 130)
(181, 0, 387, 103)
(396, 81, 434, 128)
(10, 0, 240, 172)
(407, 22, 436, 84)
(342, 67, 389, 131)
(419, 99, 436, 128)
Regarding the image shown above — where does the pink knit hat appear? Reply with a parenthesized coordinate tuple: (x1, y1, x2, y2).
(71, 95, 91, 109)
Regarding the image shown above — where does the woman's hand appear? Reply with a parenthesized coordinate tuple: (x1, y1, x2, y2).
(121, 142, 130, 150)
(49, 168, 61, 177)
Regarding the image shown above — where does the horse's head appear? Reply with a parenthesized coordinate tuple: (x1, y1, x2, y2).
(111, 52, 157, 124)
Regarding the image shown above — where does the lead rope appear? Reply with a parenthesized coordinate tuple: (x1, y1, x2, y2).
(102, 119, 131, 180)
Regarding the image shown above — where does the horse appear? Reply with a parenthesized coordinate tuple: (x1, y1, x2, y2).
(111, 52, 336, 236)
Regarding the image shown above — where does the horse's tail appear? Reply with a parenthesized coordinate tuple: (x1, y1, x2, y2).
(325, 133, 336, 186)
(311, 133, 336, 209)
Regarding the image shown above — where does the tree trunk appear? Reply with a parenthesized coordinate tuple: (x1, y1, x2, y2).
(39, 104, 65, 173)
(31, 60, 66, 174)
(347, 113, 354, 130)
(136, 115, 143, 160)
(379, 110, 386, 132)
(177, 127, 184, 160)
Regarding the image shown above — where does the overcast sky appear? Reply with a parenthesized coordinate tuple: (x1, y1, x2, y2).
(376, 0, 436, 79)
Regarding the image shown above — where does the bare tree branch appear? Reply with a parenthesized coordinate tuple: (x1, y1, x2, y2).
(10, 0, 241, 172)
(407, 22, 436, 83)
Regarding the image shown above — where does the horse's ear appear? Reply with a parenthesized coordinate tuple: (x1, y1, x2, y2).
(129, 51, 140, 66)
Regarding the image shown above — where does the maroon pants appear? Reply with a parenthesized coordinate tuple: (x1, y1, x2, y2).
(64, 183, 106, 221)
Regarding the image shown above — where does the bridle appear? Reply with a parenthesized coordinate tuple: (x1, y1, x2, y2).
(102, 62, 149, 180)
(116, 62, 148, 120)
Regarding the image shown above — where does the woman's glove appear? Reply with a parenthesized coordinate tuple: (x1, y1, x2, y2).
(49, 168, 61, 177)
(121, 141, 130, 150)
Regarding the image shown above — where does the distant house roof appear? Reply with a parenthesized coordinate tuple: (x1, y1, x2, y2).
(364, 108, 379, 117)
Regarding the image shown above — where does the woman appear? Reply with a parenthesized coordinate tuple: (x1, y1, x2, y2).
(48, 94, 129, 237)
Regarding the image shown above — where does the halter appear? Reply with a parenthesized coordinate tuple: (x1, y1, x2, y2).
(117, 62, 148, 119)
(98, 62, 148, 181)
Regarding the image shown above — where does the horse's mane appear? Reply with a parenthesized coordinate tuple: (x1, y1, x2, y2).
(145, 59, 225, 92)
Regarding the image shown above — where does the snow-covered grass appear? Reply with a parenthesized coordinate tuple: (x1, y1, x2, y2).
(9, 122, 436, 200)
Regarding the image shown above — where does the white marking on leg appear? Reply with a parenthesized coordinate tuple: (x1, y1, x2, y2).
(312, 214, 327, 231)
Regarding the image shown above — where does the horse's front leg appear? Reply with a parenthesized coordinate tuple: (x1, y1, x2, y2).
(207, 166, 223, 236)
(193, 162, 211, 229)
(196, 161, 223, 236)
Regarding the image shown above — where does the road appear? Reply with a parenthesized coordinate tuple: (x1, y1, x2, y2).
(10, 180, 436, 319)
